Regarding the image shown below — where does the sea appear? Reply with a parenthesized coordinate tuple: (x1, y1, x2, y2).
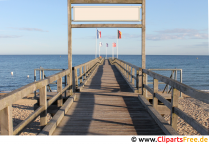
(0, 55, 208, 92)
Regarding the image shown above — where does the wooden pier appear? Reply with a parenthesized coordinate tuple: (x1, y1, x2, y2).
(51, 60, 165, 135)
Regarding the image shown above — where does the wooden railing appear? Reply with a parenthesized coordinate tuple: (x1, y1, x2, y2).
(109, 58, 143, 93)
(0, 58, 102, 135)
(73, 58, 104, 92)
(110, 58, 209, 135)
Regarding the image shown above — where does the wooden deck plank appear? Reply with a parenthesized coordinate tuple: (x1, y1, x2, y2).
(52, 60, 165, 135)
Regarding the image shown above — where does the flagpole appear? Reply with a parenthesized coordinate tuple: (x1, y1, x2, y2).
(99, 44, 100, 57)
(117, 28, 118, 59)
(96, 28, 97, 58)
(112, 45, 113, 59)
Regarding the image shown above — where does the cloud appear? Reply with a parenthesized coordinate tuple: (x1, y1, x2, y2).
(9, 27, 48, 32)
(0, 35, 22, 38)
(147, 28, 208, 41)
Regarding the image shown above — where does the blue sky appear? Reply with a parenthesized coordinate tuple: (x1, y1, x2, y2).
(0, 0, 208, 55)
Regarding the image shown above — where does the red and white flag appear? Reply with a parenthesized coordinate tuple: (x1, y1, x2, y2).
(97, 30, 101, 39)
(112, 42, 116, 47)
(118, 30, 122, 39)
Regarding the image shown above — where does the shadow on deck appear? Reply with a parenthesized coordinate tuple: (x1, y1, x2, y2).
(52, 60, 165, 135)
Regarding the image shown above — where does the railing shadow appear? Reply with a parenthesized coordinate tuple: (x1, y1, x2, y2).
(55, 62, 104, 135)
(111, 63, 165, 135)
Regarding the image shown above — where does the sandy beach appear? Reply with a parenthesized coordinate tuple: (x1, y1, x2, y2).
(0, 92, 208, 135)
(0, 93, 52, 135)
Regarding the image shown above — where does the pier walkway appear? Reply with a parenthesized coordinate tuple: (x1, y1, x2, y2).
(52, 60, 164, 135)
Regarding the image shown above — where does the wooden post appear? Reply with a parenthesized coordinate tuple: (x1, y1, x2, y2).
(153, 78, 158, 109)
(72, 67, 76, 92)
(57, 77, 63, 107)
(83, 66, 86, 80)
(86, 65, 88, 77)
(170, 88, 179, 131)
(142, 0, 146, 69)
(138, 68, 143, 94)
(0, 105, 13, 135)
(75, 68, 78, 88)
(141, 0, 147, 98)
(42, 70, 44, 79)
(125, 64, 128, 78)
(66, 73, 72, 96)
(68, 0, 73, 95)
(132, 68, 135, 85)
(40, 70, 41, 80)
(79, 67, 82, 84)
(40, 85, 47, 127)
(129, 66, 131, 81)
(124, 63, 125, 74)
(142, 72, 147, 98)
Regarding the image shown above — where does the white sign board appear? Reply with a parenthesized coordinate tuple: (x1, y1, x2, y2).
(73, 6, 141, 22)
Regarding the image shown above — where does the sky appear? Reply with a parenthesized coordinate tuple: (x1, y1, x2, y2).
(0, 0, 208, 55)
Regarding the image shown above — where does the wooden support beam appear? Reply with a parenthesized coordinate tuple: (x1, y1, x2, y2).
(66, 73, 72, 96)
(153, 78, 158, 109)
(141, 0, 146, 98)
(142, 72, 147, 98)
(170, 88, 179, 131)
(0, 105, 13, 135)
(57, 78, 63, 107)
(39, 86, 47, 127)
(71, 0, 142, 4)
(129, 66, 131, 81)
(141, 0, 146, 69)
(71, 24, 142, 28)
(79, 67, 82, 83)
(68, 0, 73, 95)
(132, 68, 135, 85)
(137, 68, 143, 94)
(83, 66, 86, 80)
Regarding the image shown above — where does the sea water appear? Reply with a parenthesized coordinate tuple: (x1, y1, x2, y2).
(0, 55, 208, 92)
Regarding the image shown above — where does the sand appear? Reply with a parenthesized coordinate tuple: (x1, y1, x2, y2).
(0, 92, 208, 135)
(164, 96, 209, 135)
(0, 93, 52, 135)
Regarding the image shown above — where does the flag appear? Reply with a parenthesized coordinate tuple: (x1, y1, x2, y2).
(106, 43, 108, 47)
(99, 42, 102, 47)
(112, 42, 116, 47)
(118, 30, 122, 39)
(97, 30, 101, 39)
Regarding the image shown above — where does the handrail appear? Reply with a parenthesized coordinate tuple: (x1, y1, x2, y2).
(143, 69, 209, 104)
(0, 58, 101, 135)
(109, 58, 142, 93)
(73, 58, 104, 92)
(110, 58, 209, 135)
